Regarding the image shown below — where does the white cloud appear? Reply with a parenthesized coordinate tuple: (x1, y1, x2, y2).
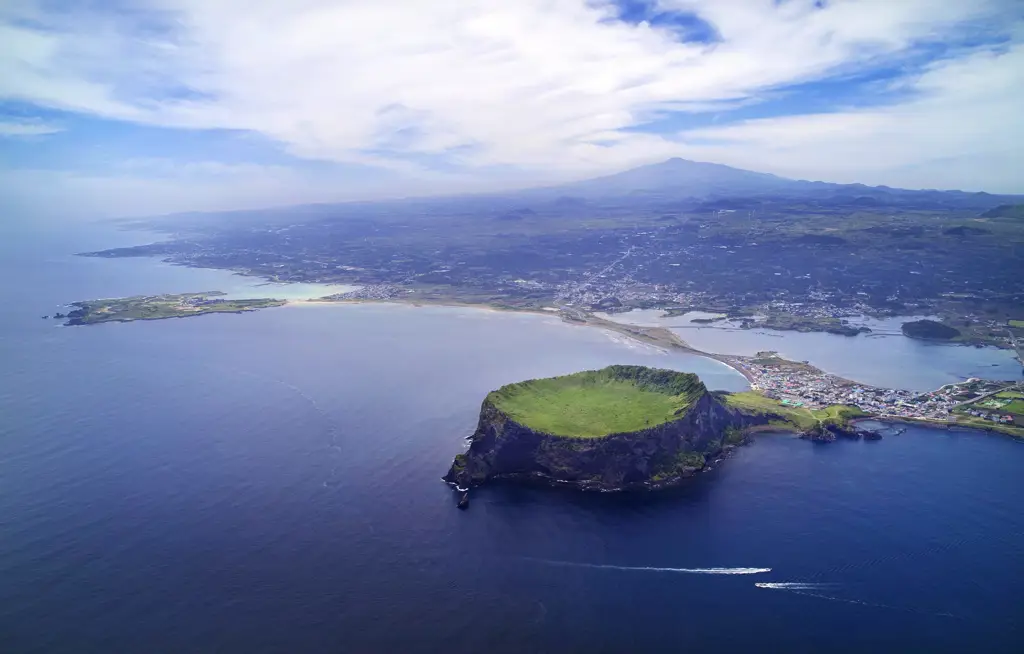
(674, 44, 1024, 192)
(0, 119, 63, 137)
(0, 0, 1022, 195)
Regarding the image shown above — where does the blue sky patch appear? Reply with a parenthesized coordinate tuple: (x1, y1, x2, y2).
(603, 0, 720, 43)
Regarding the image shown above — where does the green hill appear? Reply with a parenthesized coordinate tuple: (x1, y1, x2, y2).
(486, 365, 705, 438)
(980, 204, 1024, 219)
(901, 319, 961, 340)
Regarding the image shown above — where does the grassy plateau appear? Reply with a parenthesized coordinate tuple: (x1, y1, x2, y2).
(487, 365, 705, 438)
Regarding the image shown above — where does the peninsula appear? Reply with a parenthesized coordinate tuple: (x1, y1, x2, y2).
(442, 365, 873, 493)
(60, 292, 285, 326)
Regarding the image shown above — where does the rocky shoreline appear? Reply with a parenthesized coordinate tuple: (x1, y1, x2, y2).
(452, 439, 751, 493)
(800, 422, 884, 443)
(443, 377, 796, 493)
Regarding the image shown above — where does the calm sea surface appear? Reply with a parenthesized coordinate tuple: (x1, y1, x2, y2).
(1, 224, 1022, 653)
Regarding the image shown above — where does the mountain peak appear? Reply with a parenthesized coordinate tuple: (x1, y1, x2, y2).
(553, 156, 791, 198)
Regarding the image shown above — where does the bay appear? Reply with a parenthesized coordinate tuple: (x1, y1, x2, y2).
(597, 309, 1021, 391)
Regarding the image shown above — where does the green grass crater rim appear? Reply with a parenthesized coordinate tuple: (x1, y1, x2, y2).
(486, 365, 706, 438)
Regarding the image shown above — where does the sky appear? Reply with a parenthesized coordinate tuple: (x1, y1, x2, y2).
(2, 0, 1023, 219)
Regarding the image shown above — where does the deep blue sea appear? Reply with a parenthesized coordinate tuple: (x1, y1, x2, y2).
(1, 223, 1022, 653)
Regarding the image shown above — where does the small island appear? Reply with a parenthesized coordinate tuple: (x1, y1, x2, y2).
(901, 319, 961, 341)
(443, 365, 874, 493)
(61, 292, 286, 326)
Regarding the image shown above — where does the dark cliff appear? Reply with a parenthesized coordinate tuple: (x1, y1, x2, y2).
(444, 390, 772, 492)
(801, 422, 882, 442)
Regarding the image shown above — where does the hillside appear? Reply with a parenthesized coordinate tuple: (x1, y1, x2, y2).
(980, 204, 1024, 219)
(901, 319, 961, 341)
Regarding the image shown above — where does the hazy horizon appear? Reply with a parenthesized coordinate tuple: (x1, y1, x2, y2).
(5, 155, 1022, 228)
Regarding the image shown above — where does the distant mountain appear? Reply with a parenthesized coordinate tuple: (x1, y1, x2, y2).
(128, 157, 1022, 231)
(551, 157, 804, 198)
(980, 204, 1024, 219)
(513, 158, 1019, 212)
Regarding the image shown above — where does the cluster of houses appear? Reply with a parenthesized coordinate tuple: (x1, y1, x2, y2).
(963, 410, 1017, 424)
(744, 361, 1022, 426)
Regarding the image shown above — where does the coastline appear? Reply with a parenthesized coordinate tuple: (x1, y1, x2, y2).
(299, 296, 1024, 441)
(288, 295, 1024, 388)
(53, 284, 1021, 440)
(853, 415, 1023, 440)
(297, 295, 759, 382)
(300, 295, 562, 318)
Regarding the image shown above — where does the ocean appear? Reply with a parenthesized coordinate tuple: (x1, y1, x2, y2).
(1, 224, 1021, 652)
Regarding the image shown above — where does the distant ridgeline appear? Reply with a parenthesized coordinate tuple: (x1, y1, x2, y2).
(443, 365, 871, 493)
(77, 161, 1024, 350)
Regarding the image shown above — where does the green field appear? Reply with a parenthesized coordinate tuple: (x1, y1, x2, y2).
(991, 391, 1024, 415)
(1008, 320, 1024, 328)
(997, 400, 1024, 415)
(722, 391, 867, 431)
(1004, 402, 1024, 415)
(487, 366, 704, 438)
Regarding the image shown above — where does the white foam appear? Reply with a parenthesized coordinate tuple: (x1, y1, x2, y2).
(671, 567, 772, 575)
(756, 581, 898, 611)
(538, 560, 770, 575)
(756, 581, 959, 618)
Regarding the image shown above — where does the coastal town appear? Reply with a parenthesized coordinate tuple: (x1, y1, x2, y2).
(726, 351, 1023, 429)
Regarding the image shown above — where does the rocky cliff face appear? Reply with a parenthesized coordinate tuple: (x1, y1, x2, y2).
(801, 422, 882, 442)
(444, 390, 772, 492)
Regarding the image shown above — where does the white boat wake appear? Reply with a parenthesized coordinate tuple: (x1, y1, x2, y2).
(755, 580, 957, 618)
(757, 581, 889, 606)
(534, 560, 770, 575)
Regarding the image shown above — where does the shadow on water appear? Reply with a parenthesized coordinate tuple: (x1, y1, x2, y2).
(470, 465, 724, 513)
